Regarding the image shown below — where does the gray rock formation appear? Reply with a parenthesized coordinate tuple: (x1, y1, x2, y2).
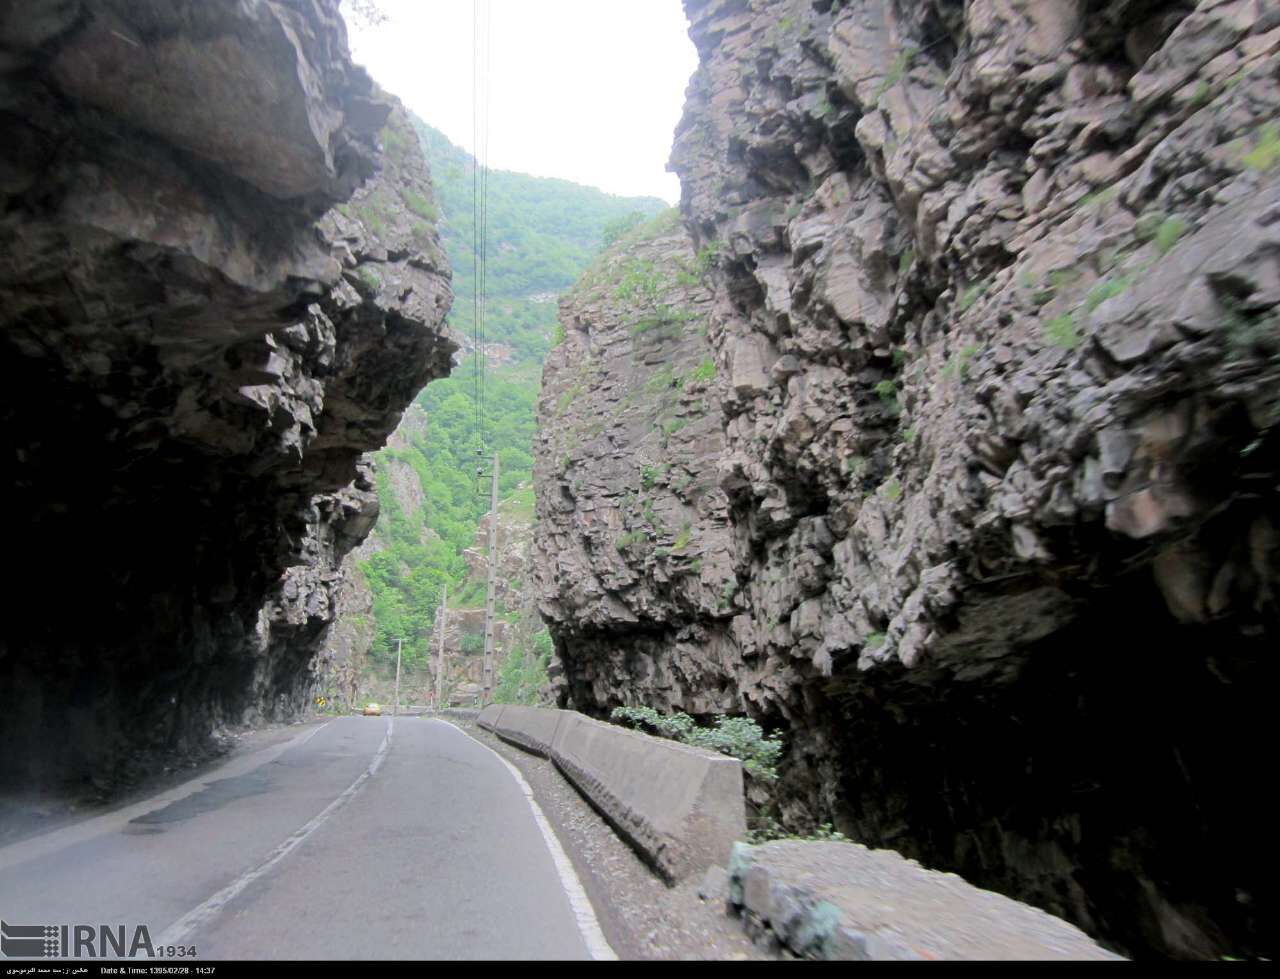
(726, 839, 1120, 960)
(533, 215, 742, 714)
(312, 403, 433, 710)
(0, 1, 454, 793)
(538, 0, 1277, 960)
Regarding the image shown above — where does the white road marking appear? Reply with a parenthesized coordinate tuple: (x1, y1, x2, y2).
(155, 717, 394, 948)
(439, 719, 617, 962)
(0, 721, 331, 873)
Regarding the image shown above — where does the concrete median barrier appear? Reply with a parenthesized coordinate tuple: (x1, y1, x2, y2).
(488, 704, 570, 758)
(473, 704, 746, 883)
(551, 712, 745, 884)
(477, 704, 505, 732)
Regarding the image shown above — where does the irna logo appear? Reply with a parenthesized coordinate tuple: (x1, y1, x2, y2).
(0, 920, 156, 958)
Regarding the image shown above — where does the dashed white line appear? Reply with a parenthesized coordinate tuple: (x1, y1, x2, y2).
(156, 717, 394, 948)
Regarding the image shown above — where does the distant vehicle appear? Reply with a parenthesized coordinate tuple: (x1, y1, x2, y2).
(363, 703, 382, 716)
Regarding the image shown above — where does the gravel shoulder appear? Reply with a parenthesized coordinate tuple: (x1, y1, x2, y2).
(447, 716, 773, 961)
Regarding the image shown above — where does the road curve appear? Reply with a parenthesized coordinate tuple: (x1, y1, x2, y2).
(0, 717, 606, 960)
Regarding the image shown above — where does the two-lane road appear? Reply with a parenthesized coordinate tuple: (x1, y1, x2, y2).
(0, 717, 610, 960)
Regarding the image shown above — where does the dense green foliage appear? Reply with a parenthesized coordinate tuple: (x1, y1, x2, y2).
(494, 628, 555, 705)
(360, 369, 541, 673)
(359, 119, 666, 675)
(411, 119, 666, 364)
(745, 819, 851, 845)
(610, 707, 784, 781)
(360, 468, 461, 676)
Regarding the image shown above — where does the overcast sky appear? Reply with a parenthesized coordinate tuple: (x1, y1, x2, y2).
(344, 0, 699, 203)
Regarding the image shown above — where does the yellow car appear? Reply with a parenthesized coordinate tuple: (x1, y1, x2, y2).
(362, 703, 382, 716)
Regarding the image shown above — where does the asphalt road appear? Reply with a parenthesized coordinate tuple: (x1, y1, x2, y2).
(0, 717, 609, 960)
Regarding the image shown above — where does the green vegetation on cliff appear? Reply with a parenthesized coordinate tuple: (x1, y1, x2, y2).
(495, 628, 555, 705)
(412, 119, 667, 363)
(360, 119, 666, 673)
(610, 706, 783, 782)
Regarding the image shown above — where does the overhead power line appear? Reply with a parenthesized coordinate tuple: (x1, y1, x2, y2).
(471, 0, 493, 484)
(470, 0, 500, 709)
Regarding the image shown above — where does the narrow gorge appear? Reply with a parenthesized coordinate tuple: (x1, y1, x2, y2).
(0, 0, 1273, 963)
(533, 0, 1277, 960)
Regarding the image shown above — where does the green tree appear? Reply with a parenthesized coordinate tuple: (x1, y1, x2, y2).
(494, 629, 554, 705)
(358, 120, 666, 681)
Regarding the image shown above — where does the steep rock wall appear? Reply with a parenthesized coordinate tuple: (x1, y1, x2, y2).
(0, 1, 454, 793)
(541, 0, 1277, 960)
(671, 0, 1279, 959)
(312, 403, 433, 708)
(533, 218, 743, 714)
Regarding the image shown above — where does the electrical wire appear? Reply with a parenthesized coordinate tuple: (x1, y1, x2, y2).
(478, 0, 492, 465)
(471, 0, 482, 477)
(471, 0, 493, 487)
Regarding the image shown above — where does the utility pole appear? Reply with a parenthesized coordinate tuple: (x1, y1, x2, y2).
(394, 637, 402, 718)
(482, 451, 500, 705)
(520, 615, 532, 705)
(434, 583, 448, 712)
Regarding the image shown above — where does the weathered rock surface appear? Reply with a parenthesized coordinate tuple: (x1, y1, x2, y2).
(313, 403, 432, 710)
(533, 217, 743, 714)
(539, 0, 1278, 960)
(0, 1, 454, 793)
(726, 840, 1121, 960)
(311, 528, 379, 711)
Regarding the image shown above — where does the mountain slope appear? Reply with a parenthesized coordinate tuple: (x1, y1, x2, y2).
(414, 119, 669, 362)
(350, 120, 668, 680)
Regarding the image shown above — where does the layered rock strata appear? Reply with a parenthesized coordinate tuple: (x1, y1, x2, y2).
(0, 1, 454, 792)
(540, 0, 1277, 960)
(533, 218, 743, 714)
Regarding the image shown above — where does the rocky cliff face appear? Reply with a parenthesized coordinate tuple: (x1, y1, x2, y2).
(538, 0, 1277, 959)
(312, 403, 433, 709)
(0, 1, 454, 793)
(533, 216, 746, 714)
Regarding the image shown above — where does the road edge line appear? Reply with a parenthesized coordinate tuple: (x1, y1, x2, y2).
(439, 718, 618, 962)
(155, 717, 394, 948)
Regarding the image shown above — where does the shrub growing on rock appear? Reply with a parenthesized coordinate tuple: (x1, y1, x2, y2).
(611, 706, 783, 781)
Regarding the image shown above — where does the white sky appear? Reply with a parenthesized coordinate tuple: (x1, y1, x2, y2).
(345, 0, 699, 203)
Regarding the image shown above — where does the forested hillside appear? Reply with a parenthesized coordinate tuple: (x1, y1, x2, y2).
(413, 120, 666, 312)
(358, 119, 666, 678)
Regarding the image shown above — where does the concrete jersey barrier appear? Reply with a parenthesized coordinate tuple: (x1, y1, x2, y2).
(475, 704, 746, 884)
(552, 712, 745, 883)
(489, 704, 569, 758)
(477, 704, 505, 732)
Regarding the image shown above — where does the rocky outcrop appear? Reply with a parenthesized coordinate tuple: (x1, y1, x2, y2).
(540, 0, 1277, 960)
(312, 404, 433, 708)
(0, 1, 454, 793)
(312, 537, 378, 712)
(725, 839, 1119, 960)
(533, 216, 743, 714)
